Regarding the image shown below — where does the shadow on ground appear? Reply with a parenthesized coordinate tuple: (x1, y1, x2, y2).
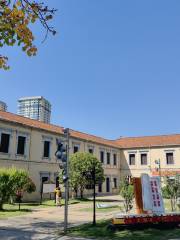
(0, 220, 62, 240)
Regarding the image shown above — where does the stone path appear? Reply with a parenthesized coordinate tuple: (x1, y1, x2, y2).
(0, 196, 122, 239)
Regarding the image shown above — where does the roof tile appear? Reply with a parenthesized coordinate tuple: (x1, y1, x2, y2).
(0, 111, 119, 148)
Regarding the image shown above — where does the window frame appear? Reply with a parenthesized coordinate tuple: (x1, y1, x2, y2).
(15, 131, 30, 159)
(0, 128, 12, 155)
(88, 148, 93, 154)
(100, 151, 104, 164)
(113, 153, 117, 166)
(166, 152, 174, 165)
(42, 135, 52, 160)
(16, 135, 26, 155)
(73, 145, 79, 153)
(43, 140, 50, 158)
(129, 153, 135, 165)
(140, 153, 147, 165)
(107, 152, 111, 165)
(113, 178, 117, 188)
(0, 132, 10, 154)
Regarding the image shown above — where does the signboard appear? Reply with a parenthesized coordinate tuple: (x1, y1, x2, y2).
(141, 174, 152, 211)
(141, 174, 164, 214)
(152, 169, 180, 177)
(150, 177, 164, 214)
(43, 183, 56, 193)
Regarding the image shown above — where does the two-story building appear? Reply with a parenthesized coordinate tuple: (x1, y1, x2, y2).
(0, 110, 120, 200)
(1, 110, 180, 201)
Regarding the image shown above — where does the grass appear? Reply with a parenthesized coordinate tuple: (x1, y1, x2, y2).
(0, 199, 81, 218)
(67, 219, 180, 240)
(0, 204, 32, 218)
(0, 198, 177, 220)
(79, 206, 121, 213)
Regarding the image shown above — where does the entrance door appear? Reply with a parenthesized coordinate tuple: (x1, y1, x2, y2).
(98, 183, 102, 193)
(41, 176, 48, 192)
(42, 176, 48, 186)
(106, 177, 110, 193)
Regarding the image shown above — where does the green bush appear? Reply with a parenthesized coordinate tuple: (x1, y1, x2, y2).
(0, 168, 36, 210)
(119, 178, 134, 213)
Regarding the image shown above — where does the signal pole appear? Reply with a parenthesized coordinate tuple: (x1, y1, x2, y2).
(55, 128, 70, 233)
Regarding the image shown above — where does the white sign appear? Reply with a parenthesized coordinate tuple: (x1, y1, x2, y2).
(141, 174, 165, 214)
(150, 177, 165, 214)
(141, 174, 152, 211)
(43, 183, 56, 193)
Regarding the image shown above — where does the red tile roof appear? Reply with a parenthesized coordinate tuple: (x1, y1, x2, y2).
(115, 135, 180, 148)
(0, 111, 119, 148)
(1, 110, 180, 149)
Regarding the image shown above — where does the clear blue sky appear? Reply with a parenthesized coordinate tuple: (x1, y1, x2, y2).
(1, 0, 180, 139)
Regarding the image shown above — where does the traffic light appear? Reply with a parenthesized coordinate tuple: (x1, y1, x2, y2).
(62, 174, 68, 182)
(61, 169, 68, 183)
(55, 139, 67, 162)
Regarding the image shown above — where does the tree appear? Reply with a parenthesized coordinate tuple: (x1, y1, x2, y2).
(119, 178, 134, 213)
(0, 168, 35, 210)
(67, 152, 105, 199)
(162, 175, 180, 211)
(0, 0, 56, 69)
(23, 177, 36, 193)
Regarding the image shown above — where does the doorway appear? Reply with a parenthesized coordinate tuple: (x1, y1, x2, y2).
(106, 177, 110, 193)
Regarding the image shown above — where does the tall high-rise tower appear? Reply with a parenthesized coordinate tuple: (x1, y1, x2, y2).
(0, 101, 7, 112)
(18, 96, 51, 123)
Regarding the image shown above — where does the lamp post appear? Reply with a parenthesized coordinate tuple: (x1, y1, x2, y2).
(83, 164, 96, 226)
(92, 165, 96, 226)
(155, 159, 161, 187)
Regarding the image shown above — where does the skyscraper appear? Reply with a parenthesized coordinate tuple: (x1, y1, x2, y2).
(18, 96, 51, 123)
(0, 101, 7, 112)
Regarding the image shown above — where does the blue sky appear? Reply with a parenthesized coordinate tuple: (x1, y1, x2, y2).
(1, 0, 180, 139)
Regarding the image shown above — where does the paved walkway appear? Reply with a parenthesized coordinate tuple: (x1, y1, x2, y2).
(0, 196, 122, 239)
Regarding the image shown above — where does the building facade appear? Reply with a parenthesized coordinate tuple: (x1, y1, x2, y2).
(0, 101, 7, 112)
(0, 110, 180, 201)
(0, 111, 120, 200)
(18, 96, 51, 124)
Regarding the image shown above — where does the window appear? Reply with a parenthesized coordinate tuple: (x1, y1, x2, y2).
(89, 148, 93, 154)
(73, 146, 79, 153)
(43, 141, 50, 158)
(129, 154, 135, 165)
(107, 152, 110, 164)
(0, 133, 10, 153)
(106, 177, 110, 192)
(113, 178, 117, 188)
(113, 154, 117, 166)
(100, 151, 104, 164)
(17, 136, 26, 155)
(40, 172, 50, 191)
(141, 153, 147, 165)
(166, 152, 174, 165)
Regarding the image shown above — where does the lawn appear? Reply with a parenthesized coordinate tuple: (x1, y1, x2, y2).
(0, 199, 81, 218)
(67, 219, 180, 240)
(0, 204, 33, 218)
(79, 206, 122, 213)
